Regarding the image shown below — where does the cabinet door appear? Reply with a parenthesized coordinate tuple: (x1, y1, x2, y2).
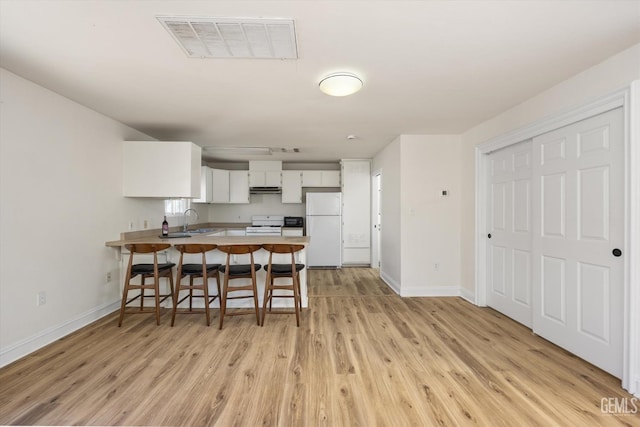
(193, 166, 212, 203)
(249, 171, 265, 187)
(265, 171, 282, 187)
(211, 168, 230, 203)
(341, 160, 371, 264)
(229, 170, 250, 203)
(282, 228, 303, 237)
(322, 171, 341, 187)
(282, 171, 302, 203)
(302, 170, 322, 187)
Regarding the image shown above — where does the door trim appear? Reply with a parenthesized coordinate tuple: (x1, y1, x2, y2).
(474, 83, 640, 395)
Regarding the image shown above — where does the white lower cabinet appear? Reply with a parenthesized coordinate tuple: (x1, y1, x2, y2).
(282, 228, 303, 237)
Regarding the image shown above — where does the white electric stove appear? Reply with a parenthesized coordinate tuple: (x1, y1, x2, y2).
(245, 215, 284, 236)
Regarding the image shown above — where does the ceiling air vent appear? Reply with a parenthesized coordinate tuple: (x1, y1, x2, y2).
(157, 16, 298, 59)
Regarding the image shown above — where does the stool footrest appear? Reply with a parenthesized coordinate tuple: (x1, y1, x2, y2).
(176, 294, 218, 305)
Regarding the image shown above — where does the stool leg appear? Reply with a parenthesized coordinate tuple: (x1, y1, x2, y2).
(118, 274, 132, 327)
(140, 276, 146, 311)
(296, 272, 303, 312)
(203, 274, 211, 326)
(292, 272, 300, 327)
(171, 273, 182, 327)
(219, 274, 228, 330)
(251, 269, 260, 325)
(154, 274, 161, 326)
(189, 275, 194, 311)
(261, 268, 271, 326)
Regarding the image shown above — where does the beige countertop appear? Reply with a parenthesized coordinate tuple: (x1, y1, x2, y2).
(105, 222, 309, 247)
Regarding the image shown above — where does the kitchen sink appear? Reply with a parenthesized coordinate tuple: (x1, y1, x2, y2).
(187, 228, 220, 235)
(159, 232, 192, 238)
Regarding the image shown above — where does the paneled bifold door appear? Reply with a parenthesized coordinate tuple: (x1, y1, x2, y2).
(487, 108, 624, 378)
(487, 140, 533, 328)
(532, 107, 623, 378)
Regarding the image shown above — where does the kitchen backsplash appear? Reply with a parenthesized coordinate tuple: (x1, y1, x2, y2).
(203, 193, 305, 223)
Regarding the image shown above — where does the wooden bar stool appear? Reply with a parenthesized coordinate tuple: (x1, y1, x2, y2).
(261, 244, 305, 327)
(171, 244, 221, 326)
(217, 244, 262, 329)
(118, 243, 175, 326)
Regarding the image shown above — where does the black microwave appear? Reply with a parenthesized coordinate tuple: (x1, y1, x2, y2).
(284, 216, 304, 227)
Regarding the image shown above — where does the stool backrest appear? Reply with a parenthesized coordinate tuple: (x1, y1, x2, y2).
(216, 244, 262, 255)
(262, 244, 304, 254)
(174, 244, 217, 254)
(125, 243, 171, 253)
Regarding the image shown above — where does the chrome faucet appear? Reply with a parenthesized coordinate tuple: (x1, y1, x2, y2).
(183, 208, 199, 232)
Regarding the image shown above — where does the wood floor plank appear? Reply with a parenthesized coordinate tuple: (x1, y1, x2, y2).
(1, 267, 638, 426)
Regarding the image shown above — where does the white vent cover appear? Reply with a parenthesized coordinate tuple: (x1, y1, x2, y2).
(157, 16, 298, 59)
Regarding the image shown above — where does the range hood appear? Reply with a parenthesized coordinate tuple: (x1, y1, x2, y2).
(250, 186, 282, 194)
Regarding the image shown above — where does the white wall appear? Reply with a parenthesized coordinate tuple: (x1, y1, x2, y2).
(400, 135, 462, 297)
(372, 137, 402, 292)
(373, 135, 462, 297)
(0, 68, 161, 366)
(459, 42, 640, 296)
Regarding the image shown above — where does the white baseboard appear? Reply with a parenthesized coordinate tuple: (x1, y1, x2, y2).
(0, 300, 120, 368)
(380, 270, 401, 295)
(460, 287, 476, 304)
(400, 285, 461, 297)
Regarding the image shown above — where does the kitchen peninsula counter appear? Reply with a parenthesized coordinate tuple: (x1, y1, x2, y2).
(105, 226, 310, 309)
(105, 234, 309, 247)
(105, 222, 309, 247)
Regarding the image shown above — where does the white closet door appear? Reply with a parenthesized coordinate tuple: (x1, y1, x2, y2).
(487, 140, 533, 327)
(532, 107, 624, 377)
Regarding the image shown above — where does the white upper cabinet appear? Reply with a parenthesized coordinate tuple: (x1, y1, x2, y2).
(123, 141, 201, 198)
(249, 160, 282, 187)
(321, 170, 341, 187)
(229, 170, 250, 203)
(211, 168, 230, 203)
(193, 166, 213, 203)
(250, 170, 282, 187)
(301, 170, 340, 187)
(282, 170, 303, 203)
(195, 169, 249, 204)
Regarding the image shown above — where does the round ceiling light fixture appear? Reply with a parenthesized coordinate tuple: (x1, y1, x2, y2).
(319, 72, 363, 97)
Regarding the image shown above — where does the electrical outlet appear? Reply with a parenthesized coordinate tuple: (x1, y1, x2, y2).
(106, 272, 112, 282)
(128, 221, 134, 230)
(434, 263, 439, 271)
(37, 291, 46, 306)
(143, 219, 148, 229)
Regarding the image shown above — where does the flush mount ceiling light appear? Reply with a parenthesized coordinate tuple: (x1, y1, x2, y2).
(319, 72, 363, 97)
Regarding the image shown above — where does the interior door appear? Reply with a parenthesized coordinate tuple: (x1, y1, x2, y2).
(371, 173, 381, 268)
(487, 140, 533, 327)
(532, 107, 624, 377)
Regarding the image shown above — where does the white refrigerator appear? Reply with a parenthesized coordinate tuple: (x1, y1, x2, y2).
(306, 192, 342, 267)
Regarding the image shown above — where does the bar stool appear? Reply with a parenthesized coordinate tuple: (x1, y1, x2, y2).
(171, 244, 221, 326)
(261, 244, 305, 327)
(118, 243, 175, 327)
(217, 244, 262, 329)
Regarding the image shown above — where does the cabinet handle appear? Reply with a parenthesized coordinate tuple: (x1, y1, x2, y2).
(612, 248, 622, 257)
(487, 233, 492, 239)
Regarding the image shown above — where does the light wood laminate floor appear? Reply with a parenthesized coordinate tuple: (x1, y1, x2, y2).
(0, 268, 638, 426)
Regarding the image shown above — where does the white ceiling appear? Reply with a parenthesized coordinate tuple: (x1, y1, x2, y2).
(1, 1, 639, 162)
